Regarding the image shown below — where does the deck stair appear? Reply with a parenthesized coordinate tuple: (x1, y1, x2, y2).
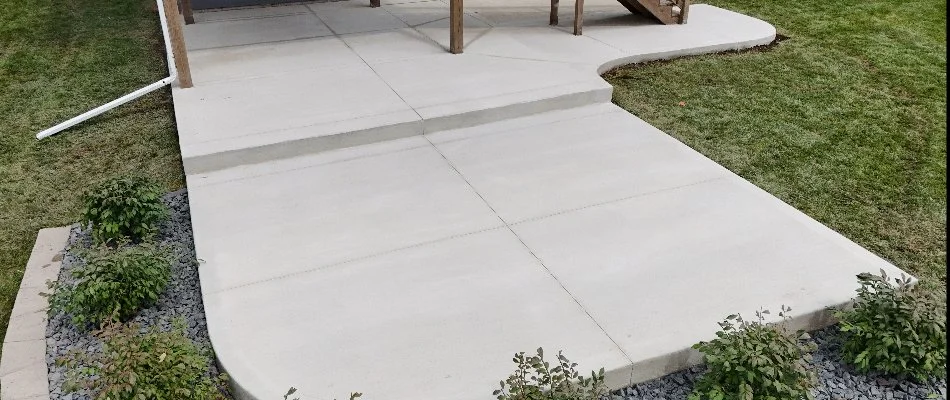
(549, 0, 688, 36)
(616, 0, 689, 24)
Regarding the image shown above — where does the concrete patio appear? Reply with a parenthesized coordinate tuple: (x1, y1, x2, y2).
(174, 0, 775, 173)
(171, 2, 909, 399)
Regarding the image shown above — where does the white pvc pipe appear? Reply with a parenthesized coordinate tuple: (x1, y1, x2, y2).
(36, 0, 180, 140)
(156, 0, 176, 73)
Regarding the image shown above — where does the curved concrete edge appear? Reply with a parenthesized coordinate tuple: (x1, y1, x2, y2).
(594, 32, 776, 76)
(1, 227, 71, 400)
(604, 116, 907, 384)
(595, 8, 778, 75)
(198, 269, 258, 400)
(207, 299, 849, 400)
(199, 281, 638, 400)
(619, 302, 841, 387)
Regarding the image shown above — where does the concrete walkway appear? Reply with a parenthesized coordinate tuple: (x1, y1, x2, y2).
(173, 2, 908, 400)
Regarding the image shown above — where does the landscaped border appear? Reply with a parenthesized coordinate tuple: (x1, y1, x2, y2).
(1, 227, 70, 400)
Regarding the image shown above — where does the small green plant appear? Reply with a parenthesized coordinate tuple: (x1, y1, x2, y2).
(833, 270, 947, 381)
(81, 175, 168, 245)
(690, 306, 816, 400)
(59, 319, 228, 400)
(47, 244, 171, 328)
(282, 387, 362, 400)
(493, 347, 606, 400)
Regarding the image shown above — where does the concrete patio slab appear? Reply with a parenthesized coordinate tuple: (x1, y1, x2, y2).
(192, 4, 312, 23)
(467, 6, 558, 27)
(175, 1, 776, 173)
(381, 0, 451, 27)
(340, 28, 445, 63)
(411, 13, 492, 45)
(187, 36, 364, 84)
(186, 132, 426, 186)
(367, 54, 609, 117)
(459, 27, 624, 64)
(430, 104, 728, 223)
(187, 104, 907, 400)
(170, 2, 908, 399)
(205, 228, 633, 400)
(510, 177, 904, 382)
(188, 138, 503, 293)
(175, 62, 396, 141)
(175, 61, 419, 172)
(307, 1, 409, 35)
(183, 12, 333, 50)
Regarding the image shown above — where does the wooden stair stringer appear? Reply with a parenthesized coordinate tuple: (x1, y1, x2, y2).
(616, 0, 678, 25)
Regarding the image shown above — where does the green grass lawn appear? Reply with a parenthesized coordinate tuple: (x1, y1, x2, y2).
(0, 0, 184, 353)
(605, 0, 946, 304)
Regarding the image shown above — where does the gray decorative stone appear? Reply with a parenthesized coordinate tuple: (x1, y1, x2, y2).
(46, 190, 228, 399)
(613, 325, 947, 400)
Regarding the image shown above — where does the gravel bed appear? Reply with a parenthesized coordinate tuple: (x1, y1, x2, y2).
(613, 325, 947, 400)
(45, 190, 229, 400)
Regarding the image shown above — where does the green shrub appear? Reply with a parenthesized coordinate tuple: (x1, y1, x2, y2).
(690, 307, 816, 400)
(493, 347, 606, 400)
(81, 175, 168, 245)
(47, 244, 171, 328)
(59, 319, 228, 400)
(282, 387, 362, 400)
(833, 270, 947, 381)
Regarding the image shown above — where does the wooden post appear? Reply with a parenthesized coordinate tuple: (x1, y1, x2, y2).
(573, 0, 584, 35)
(370, 0, 380, 8)
(450, 0, 463, 54)
(163, 0, 193, 88)
(180, 0, 195, 24)
(678, 0, 689, 23)
(550, 0, 559, 25)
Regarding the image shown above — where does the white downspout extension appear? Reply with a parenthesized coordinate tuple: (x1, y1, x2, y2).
(36, 0, 181, 140)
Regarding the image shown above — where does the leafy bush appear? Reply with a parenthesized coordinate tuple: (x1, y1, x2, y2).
(81, 175, 168, 245)
(833, 270, 947, 381)
(493, 347, 606, 400)
(59, 319, 228, 400)
(690, 307, 816, 400)
(283, 387, 362, 400)
(47, 244, 171, 328)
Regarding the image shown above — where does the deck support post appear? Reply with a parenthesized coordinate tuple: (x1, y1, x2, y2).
(678, 0, 689, 23)
(163, 0, 193, 88)
(180, 0, 195, 24)
(450, 0, 463, 54)
(550, 0, 558, 25)
(573, 0, 584, 35)
(370, 0, 380, 8)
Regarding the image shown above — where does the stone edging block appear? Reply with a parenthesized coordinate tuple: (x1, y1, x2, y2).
(1, 227, 70, 400)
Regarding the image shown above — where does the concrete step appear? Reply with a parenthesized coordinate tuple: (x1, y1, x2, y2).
(177, 72, 611, 174)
